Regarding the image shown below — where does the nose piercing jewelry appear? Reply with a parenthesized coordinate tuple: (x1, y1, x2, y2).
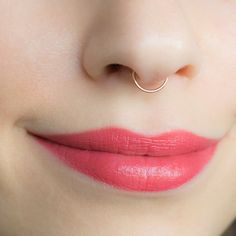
(131, 70, 168, 93)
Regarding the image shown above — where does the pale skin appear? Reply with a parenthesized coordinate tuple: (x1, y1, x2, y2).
(0, 1, 236, 236)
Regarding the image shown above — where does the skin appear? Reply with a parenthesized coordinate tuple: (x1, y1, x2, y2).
(0, 0, 236, 235)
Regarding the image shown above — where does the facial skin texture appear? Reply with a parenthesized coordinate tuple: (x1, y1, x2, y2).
(0, 0, 236, 235)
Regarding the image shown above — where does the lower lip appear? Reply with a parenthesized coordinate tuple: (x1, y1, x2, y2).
(30, 134, 219, 192)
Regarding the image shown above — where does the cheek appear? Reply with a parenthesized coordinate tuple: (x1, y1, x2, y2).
(0, 7, 77, 122)
(212, 18, 236, 113)
(196, 3, 236, 114)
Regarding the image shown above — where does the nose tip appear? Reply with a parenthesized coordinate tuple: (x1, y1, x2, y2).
(82, 2, 201, 91)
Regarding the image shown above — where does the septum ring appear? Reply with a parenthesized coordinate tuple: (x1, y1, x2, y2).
(131, 70, 168, 93)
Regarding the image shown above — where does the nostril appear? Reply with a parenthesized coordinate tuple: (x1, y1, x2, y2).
(105, 64, 123, 74)
(176, 65, 196, 78)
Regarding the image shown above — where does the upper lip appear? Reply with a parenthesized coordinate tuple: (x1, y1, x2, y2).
(28, 127, 219, 157)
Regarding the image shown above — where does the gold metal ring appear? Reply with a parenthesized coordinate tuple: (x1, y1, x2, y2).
(131, 70, 168, 93)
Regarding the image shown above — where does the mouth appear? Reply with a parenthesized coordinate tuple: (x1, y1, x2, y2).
(27, 127, 220, 192)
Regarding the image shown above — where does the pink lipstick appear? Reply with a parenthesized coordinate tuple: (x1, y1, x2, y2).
(28, 127, 220, 192)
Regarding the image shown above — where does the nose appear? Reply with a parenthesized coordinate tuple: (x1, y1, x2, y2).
(82, 1, 201, 91)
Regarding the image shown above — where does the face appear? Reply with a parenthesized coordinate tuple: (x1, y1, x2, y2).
(0, 0, 236, 235)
